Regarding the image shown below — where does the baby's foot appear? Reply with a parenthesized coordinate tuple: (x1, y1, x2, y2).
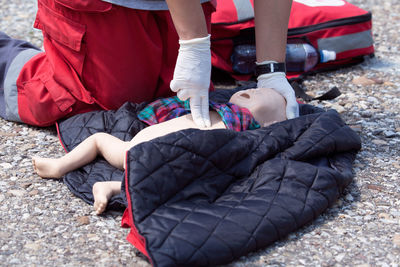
(32, 157, 64, 178)
(93, 182, 120, 215)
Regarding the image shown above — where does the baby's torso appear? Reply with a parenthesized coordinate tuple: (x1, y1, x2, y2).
(138, 96, 260, 132)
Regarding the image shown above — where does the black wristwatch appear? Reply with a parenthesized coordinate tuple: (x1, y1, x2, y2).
(255, 62, 286, 76)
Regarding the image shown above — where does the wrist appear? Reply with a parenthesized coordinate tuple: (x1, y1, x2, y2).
(179, 35, 210, 48)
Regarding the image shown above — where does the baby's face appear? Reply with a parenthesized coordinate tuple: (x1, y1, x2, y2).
(229, 88, 287, 127)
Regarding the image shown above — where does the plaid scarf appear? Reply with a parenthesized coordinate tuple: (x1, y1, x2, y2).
(138, 96, 260, 132)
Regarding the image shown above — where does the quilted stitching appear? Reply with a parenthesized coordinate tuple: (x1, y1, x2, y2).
(124, 110, 360, 266)
(60, 102, 147, 207)
(57, 90, 360, 266)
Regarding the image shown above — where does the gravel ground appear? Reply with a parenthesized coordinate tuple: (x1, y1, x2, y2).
(1, 0, 399, 266)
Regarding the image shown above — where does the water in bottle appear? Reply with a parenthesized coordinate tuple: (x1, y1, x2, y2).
(231, 43, 336, 74)
(231, 44, 257, 74)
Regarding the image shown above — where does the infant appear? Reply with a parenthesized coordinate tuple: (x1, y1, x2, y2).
(33, 87, 287, 214)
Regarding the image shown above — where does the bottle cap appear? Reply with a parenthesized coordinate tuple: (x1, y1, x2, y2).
(320, 50, 336, 63)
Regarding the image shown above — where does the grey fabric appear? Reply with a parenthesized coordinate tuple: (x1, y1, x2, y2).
(318, 30, 374, 54)
(233, 0, 254, 21)
(0, 32, 41, 121)
(0, 89, 5, 120)
(101, 0, 210, 10)
(3, 49, 41, 122)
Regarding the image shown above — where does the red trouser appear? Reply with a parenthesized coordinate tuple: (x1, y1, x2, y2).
(17, 0, 214, 126)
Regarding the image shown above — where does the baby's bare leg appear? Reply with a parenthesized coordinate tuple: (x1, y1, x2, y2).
(93, 181, 121, 215)
(33, 133, 129, 178)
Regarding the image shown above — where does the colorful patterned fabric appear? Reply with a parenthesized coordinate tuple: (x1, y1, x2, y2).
(138, 96, 260, 132)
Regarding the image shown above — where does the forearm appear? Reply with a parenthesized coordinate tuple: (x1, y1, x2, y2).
(166, 0, 208, 40)
(254, 0, 293, 62)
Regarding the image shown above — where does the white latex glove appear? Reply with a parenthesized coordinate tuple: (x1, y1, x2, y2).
(170, 35, 211, 128)
(257, 65, 299, 119)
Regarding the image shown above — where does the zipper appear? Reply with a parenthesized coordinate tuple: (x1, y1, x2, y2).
(213, 17, 253, 26)
(288, 12, 372, 36)
(212, 12, 372, 42)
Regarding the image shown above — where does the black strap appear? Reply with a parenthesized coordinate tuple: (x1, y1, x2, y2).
(255, 62, 286, 76)
(291, 81, 341, 101)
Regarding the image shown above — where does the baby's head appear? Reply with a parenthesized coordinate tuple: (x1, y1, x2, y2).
(229, 87, 287, 127)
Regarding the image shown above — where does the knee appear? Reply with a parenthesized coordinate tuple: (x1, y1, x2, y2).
(91, 132, 109, 149)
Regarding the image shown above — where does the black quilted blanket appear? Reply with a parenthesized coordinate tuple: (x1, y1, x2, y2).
(57, 87, 361, 267)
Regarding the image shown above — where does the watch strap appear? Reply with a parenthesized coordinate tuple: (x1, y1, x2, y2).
(255, 62, 286, 76)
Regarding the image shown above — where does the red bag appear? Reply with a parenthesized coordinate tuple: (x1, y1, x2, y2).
(211, 0, 374, 81)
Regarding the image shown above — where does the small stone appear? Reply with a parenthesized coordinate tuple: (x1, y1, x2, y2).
(345, 194, 354, 201)
(96, 221, 106, 227)
(393, 234, 400, 246)
(350, 124, 362, 133)
(0, 231, 12, 239)
(376, 201, 391, 207)
(378, 213, 391, 220)
(0, 163, 13, 169)
(383, 81, 395, 86)
(383, 130, 397, 138)
(88, 234, 100, 241)
(360, 111, 373, 118)
(34, 207, 43, 214)
(372, 128, 384, 135)
(352, 76, 376, 85)
(299, 259, 307, 265)
(390, 210, 400, 217)
(367, 184, 384, 191)
(9, 259, 21, 265)
(0, 131, 17, 137)
(20, 182, 32, 189)
(77, 216, 90, 226)
(0, 195, 5, 203)
(344, 103, 353, 109)
(372, 139, 387, 145)
(9, 190, 26, 197)
(335, 253, 346, 262)
(29, 189, 39, 196)
(331, 104, 346, 113)
(354, 163, 365, 168)
(367, 96, 379, 103)
(25, 242, 41, 251)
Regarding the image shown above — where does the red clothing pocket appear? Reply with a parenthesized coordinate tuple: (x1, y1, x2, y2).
(54, 0, 112, 12)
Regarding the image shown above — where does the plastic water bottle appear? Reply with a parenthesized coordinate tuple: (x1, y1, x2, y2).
(231, 43, 336, 74)
(231, 44, 257, 74)
(285, 43, 336, 72)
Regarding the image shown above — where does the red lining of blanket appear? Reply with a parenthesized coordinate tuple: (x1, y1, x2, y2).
(55, 122, 69, 153)
(121, 151, 152, 263)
